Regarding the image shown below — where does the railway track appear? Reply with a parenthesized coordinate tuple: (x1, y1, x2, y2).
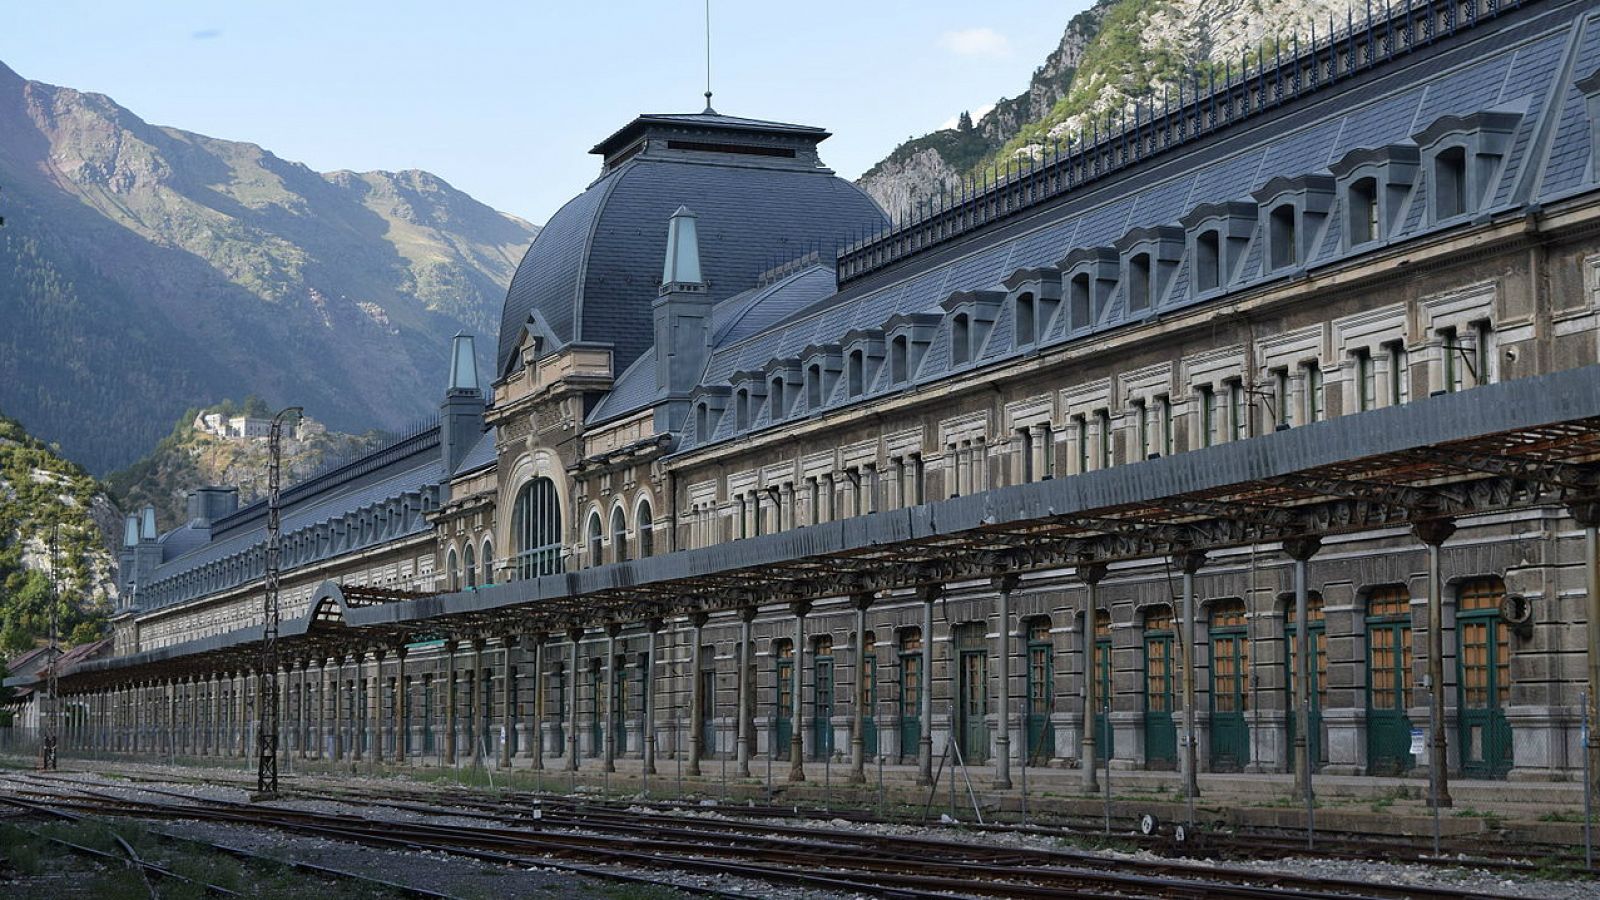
(0, 771, 1551, 899)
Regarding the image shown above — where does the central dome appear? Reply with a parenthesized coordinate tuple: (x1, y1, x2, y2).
(497, 111, 887, 376)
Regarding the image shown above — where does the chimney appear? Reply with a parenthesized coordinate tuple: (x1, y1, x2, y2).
(440, 332, 486, 485)
(186, 486, 239, 524)
(654, 206, 714, 433)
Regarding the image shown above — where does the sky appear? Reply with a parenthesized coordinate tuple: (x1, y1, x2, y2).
(2, 0, 1092, 224)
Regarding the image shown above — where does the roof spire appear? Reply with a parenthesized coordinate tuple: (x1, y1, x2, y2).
(702, 0, 716, 114)
(661, 206, 704, 288)
(448, 332, 480, 394)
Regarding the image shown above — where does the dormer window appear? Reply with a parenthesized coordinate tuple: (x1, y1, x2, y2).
(1196, 231, 1221, 292)
(847, 349, 865, 397)
(1435, 146, 1468, 220)
(1128, 253, 1152, 310)
(1349, 177, 1378, 245)
(1413, 111, 1519, 226)
(770, 375, 787, 420)
(1269, 204, 1297, 269)
(806, 363, 823, 408)
(1069, 274, 1091, 325)
(890, 335, 909, 382)
(735, 388, 752, 430)
(1015, 294, 1036, 345)
(952, 314, 971, 365)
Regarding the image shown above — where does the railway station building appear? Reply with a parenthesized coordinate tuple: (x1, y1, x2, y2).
(52, 0, 1600, 800)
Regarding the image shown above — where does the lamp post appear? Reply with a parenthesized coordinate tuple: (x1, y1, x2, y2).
(256, 406, 301, 798)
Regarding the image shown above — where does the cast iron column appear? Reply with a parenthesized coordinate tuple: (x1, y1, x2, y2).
(1175, 548, 1207, 814)
(688, 612, 708, 775)
(736, 606, 755, 778)
(850, 592, 872, 784)
(566, 628, 581, 771)
(1574, 502, 1600, 803)
(918, 585, 939, 785)
(443, 640, 457, 766)
(994, 574, 1018, 790)
(790, 601, 810, 782)
(604, 624, 620, 773)
(1079, 561, 1107, 793)
(529, 632, 545, 771)
(1284, 537, 1322, 829)
(644, 619, 661, 776)
(499, 636, 514, 769)
(1414, 519, 1456, 809)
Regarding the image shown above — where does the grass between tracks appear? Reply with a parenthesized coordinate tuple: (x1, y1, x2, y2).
(0, 818, 405, 899)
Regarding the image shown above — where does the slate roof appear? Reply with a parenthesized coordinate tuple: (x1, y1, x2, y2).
(496, 118, 886, 377)
(453, 426, 497, 477)
(590, 111, 831, 157)
(678, 0, 1600, 453)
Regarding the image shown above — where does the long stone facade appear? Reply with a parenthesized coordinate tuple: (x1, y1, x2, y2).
(52, 0, 1600, 798)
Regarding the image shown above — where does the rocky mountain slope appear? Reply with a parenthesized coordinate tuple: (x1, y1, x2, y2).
(106, 399, 382, 533)
(0, 60, 538, 474)
(859, 0, 1355, 215)
(0, 412, 116, 651)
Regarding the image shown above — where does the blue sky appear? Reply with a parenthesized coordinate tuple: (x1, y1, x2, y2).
(3, 1, 1090, 223)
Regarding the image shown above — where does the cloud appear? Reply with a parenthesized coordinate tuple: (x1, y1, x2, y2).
(939, 27, 1010, 58)
(191, 29, 222, 40)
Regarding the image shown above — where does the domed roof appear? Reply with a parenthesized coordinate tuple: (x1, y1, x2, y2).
(497, 111, 887, 376)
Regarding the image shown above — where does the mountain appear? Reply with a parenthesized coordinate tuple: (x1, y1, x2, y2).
(0, 61, 538, 474)
(106, 399, 382, 533)
(0, 411, 116, 651)
(859, 0, 1353, 214)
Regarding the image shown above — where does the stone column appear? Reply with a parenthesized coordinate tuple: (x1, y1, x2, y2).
(688, 612, 708, 775)
(850, 592, 872, 784)
(499, 636, 514, 769)
(1284, 537, 1322, 798)
(1414, 519, 1456, 809)
(529, 633, 545, 770)
(1175, 548, 1207, 810)
(918, 585, 939, 785)
(604, 624, 620, 773)
(1079, 561, 1107, 793)
(736, 607, 756, 778)
(567, 628, 582, 771)
(790, 602, 810, 782)
(645, 619, 661, 776)
(994, 575, 1018, 790)
(443, 639, 458, 765)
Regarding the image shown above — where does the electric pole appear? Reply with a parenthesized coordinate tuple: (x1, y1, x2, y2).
(42, 524, 59, 770)
(256, 406, 301, 798)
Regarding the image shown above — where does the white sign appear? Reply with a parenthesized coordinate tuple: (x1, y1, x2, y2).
(1409, 728, 1425, 756)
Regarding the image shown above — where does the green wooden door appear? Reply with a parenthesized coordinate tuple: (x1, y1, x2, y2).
(898, 635, 922, 762)
(1366, 587, 1414, 775)
(861, 652, 878, 757)
(957, 648, 989, 763)
(422, 676, 435, 753)
(1286, 613, 1326, 773)
(1095, 637, 1114, 758)
(1208, 601, 1250, 772)
(813, 650, 835, 759)
(1457, 579, 1512, 778)
(1143, 608, 1177, 770)
(775, 655, 793, 759)
(698, 667, 716, 757)
(589, 665, 603, 756)
(1025, 621, 1055, 763)
(610, 658, 627, 753)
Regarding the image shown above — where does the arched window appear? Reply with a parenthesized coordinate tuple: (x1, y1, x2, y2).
(1270, 204, 1297, 270)
(510, 477, 562, 579)
(695, 403, 710, 440)
(1435, 146, 1468, 219)
(1015, 293, 1036, 345)
(481, 539, 495, 586)
(770, 376, 786, 421)
(586, 511, 603, 566)
(1195, 230, 1221, 292)
(464, 542, 477, 588)
(1349, 177, 1379, 244)
(636, 500, 654, 558)
(736, 388, 751, 430)
(807, 364, 823, 408)
(847, 350, 864, 397)
(610, 505, 628, 563)
(890, 335, 909, 383)
(446, 547, 460, 591)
